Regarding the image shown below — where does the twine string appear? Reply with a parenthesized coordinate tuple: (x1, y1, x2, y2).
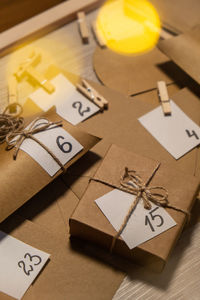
(5, 117, 65, 172)
(0, 103, 24, 144)
(110, 165, 169, 252)
(90, 165, 190, 253)
(3, 103, 23, 117)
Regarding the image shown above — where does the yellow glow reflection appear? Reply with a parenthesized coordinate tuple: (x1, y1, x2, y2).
(6, 35, 82, 105)
(96, 0, 161, 55)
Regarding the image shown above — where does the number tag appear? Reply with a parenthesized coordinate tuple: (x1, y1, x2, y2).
(0, 231, 50, 300)
(139, 101, 200, 159)
(29, 74, 100, 125)
(95, 189, 176, 249)
(19, 119, 83, 176)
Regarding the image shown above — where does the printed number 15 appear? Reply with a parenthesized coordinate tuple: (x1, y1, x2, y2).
(145, 207, 164, 232)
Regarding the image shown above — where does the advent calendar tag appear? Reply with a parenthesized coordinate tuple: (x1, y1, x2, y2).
(29, 74, 100, 125)
(0, 231, 50, 300)
(138, 101, 200, 159)
(17, 119, 83, 176)
(95, 189, 176, 249)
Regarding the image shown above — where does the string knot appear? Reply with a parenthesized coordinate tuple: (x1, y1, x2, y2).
(120, 167, 169, 210)
(5, 117, 66, 172)
(22, 130, 30, 138)
(109, 166, 190, 252)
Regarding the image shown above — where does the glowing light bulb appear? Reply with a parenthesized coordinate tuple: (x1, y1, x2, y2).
(96, 0, 161, 55)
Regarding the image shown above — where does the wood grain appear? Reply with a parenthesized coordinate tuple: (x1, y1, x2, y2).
(0, 0, 104, 57)
(0, 0, 64, 33)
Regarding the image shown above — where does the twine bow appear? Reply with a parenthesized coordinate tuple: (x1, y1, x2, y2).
(120, 165, 168, 210)
(5, 117, 65, 172)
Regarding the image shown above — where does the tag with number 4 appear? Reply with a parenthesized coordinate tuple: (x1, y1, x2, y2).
(95, 189, 176, 249)
(139, 101, 200, 159)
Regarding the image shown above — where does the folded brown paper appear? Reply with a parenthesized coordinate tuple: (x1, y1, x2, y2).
(158, 25, 200, 85)
(93, 45, 192, 96)
(64, 84, 200, 202)
(70, 144, 200, 272)
(151, 0, 200, 34)
(0, 106, 100, 223)
(0, 198, 124, 300)
(40, 65, 199, 202)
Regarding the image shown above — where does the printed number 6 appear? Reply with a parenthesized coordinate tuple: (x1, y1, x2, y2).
(56, 136, 72, 153)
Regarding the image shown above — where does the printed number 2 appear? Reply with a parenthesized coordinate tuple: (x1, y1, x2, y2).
(72, 101, 90, 116)
(145, 207, 164, 232)
(56, 136, 72, 153)
(185, 129, 199, 140)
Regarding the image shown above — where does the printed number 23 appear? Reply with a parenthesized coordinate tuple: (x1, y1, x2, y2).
(56, 136, 72, 153)
(145, 207, 164, 232)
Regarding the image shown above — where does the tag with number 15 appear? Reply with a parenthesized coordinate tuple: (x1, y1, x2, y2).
(95, 189, 176, 249)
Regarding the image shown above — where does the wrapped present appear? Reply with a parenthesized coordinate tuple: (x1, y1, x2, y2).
(70, 144, 200, 272)
(0, 105, 100, 223)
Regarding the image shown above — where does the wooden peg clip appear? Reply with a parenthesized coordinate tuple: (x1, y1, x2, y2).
(14, 50, 55, 94)
(77, 79, 108, 111)
(160, 28, 174, 40)
(8, 75, 18, 113)
(92, 21, 106, 48)
(77, 11, 89, 44)
(157, 81, 171, 116)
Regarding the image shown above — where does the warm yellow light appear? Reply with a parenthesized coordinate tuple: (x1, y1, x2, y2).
(96, 0, 161, 55)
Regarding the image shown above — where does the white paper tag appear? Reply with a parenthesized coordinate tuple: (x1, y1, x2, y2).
(18, 119, 83, 176)
(138, 100, 200, 159)
(29, 74, 100, 125)
(95, 189, 176, 249)
(0, 231, 50, 300)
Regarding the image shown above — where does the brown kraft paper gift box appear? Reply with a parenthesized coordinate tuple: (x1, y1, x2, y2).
(70, 144, 200, 272)
(0, 105, 100, 223)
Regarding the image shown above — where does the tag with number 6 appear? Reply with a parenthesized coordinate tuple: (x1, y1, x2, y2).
(19, 119, 83, 176)
(95, 189, 176, 249)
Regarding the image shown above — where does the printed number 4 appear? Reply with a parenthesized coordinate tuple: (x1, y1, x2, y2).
(185, 129, 199, 140)
(145, 207, 164, 232)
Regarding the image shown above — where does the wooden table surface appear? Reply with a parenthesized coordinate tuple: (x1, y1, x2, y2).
(0, 8, 199, 300)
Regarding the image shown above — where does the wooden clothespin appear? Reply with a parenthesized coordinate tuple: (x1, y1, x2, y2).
(77, 79, 108, 111)
(92, 21, 106, 48)
(8, 76, 18, 113)
(159, 28, 174, 40)
(14, 50, 55, 94)
(157, 81, 171, 116)
(77, 11, 89, 44)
